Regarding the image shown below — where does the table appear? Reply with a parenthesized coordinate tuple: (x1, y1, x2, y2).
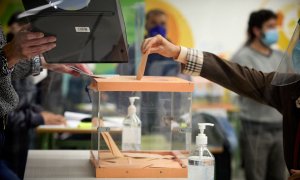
(36, 127, 96, 134)
(192, 102, 239, 112)
(36, 127, 93, 149)
(24, 150, 186, 180)
(36, 127, 121, 149)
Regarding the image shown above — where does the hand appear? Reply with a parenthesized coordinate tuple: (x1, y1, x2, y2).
(41, 56, 93, 77)
(141, 35, 180, 59)
(3, 26, 56, 67)
(289, 169, 300, 180)
(41, 111, 66, 125)
(291, 169, 300, 174)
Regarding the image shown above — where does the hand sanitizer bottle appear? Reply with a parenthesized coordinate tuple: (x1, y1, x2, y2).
(188, 123, 215, 180)
(122, 97, 141, 151)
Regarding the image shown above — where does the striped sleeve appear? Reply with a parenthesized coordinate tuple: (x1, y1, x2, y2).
(181, 48, 204, 76)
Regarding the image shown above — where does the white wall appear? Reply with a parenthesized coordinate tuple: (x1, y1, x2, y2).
(165, 0, 300, 56)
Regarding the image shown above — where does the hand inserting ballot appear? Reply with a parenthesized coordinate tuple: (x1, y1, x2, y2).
(142, 34, 181, 59)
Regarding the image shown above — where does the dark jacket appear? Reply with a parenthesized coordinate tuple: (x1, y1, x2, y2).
(3, 78, 44, 179)
(200, 52, 300, 171)
(8, 78, 44, 129)
(0, 25, 36, 179)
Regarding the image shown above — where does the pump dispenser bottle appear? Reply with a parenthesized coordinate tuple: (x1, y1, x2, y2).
(122, 97, 141, 151)
(188, 123, 215, 180)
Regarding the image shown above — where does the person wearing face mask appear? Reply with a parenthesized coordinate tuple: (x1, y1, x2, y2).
(143, 9, 179, 77)
(116, 9, 180, 134)
(231, 10, 286, 180)
(117, 9, 179, 76)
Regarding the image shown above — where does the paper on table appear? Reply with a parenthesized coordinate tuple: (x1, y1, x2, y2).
(136, 51, 149, 80)
(103, 117, 123, 127)
(38, 125, 65, 129)
(38, 112, 90, 128)
(64, 111, 91, 121)
(66, 120, 80, 128)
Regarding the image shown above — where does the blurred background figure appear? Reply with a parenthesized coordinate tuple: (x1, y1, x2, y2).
(2, 12, 66, 179)
(6, 11, 25, 43)
(117, 9, 179, 76)
(117, 9, 180, 134)
(231, 9, 286, 180)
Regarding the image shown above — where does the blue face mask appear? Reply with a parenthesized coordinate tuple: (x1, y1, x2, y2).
(148, 25, 167, 37)
(292, 40, 300, 72)
(261, 29, 279, 46)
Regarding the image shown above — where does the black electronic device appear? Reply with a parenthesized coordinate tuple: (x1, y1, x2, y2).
(21, 0, 129, 63)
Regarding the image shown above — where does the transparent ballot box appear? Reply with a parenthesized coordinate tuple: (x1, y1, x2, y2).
(89, 76, 194, 178)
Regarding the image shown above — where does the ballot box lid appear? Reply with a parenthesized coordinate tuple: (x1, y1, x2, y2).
(90, 76, 194, 92)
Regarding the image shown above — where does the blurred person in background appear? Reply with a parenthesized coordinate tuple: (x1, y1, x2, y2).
(117, 9, 180, 134)
(231, 10, 286, 180)
(117, 9, 179, 76)
(2, 12, 67, 179)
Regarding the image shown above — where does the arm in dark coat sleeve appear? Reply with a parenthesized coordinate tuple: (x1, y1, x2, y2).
(8, 108, 44, 130)
(201, 52, 281, 109)
(181, 49, 283, 112)
(11, 78, 45, 128)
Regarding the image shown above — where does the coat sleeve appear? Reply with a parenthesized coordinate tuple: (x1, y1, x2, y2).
(8, 108, 44, 129)
(200, 52, 282, 111)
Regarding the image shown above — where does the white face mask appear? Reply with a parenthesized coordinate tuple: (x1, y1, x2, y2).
(32, 69, 48, 85)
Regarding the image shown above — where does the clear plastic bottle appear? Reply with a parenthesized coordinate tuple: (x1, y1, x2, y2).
(122, 97, 141, 151)
(188, 123, 215, 180)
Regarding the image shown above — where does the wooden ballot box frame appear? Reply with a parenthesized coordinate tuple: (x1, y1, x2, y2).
(90, 150, 189, 178)
(89, 76, 194, 178)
